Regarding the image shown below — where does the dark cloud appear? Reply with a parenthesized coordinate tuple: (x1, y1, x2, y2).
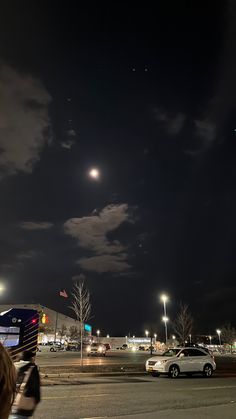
(0, 64, 51, 177)
(20, 222, 54, 230)
(154, 108, 186, 135)
(64, 204, 133, 273)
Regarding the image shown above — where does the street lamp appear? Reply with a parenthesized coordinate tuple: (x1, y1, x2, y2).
(216, 329, 221, 347)
(106, 334, 110, 338)
(160, 294, 169, 344)
(209, 335, 212, 345)
(96, 329, 100, 343)
(154, 333, 157, 342)
(189, 334, 192, 344)
(145, 330, 149, 338)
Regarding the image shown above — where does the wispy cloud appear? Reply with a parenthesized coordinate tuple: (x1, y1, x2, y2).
(64, 204, 133, 273)
(0, 64, 51, 177)
(154, 108, 186, 135)
(20, 221, 53, 230)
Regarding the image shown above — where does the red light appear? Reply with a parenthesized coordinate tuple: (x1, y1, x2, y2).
(31, 318, 37, 324)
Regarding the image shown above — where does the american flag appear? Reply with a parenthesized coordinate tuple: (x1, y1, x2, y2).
(59, 289, 68, 298)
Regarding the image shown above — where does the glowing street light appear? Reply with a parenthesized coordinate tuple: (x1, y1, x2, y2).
(209, 335, 212, 345)
(96, 329, 100, 343)
(160, 294, 169, 344)
(154, 333, 157, 341)
(216, 329, 221, 346)
(145, 330, 149, 338)
(172, 335, 176, 340)
(106, 334, 110, 338)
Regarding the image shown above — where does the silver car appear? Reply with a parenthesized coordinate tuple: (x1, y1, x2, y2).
(146, 347, 216, 378)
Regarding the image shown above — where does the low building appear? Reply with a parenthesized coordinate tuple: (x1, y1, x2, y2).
(0, 303, 92, 344)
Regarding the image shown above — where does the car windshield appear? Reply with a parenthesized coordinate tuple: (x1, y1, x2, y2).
(162, 349, 181, 357)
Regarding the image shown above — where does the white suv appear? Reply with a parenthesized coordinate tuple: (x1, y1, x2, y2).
(146, 347, 216, 378)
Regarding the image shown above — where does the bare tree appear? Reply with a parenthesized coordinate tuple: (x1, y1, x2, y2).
(69, 325, 79, 341)
(221, 324, 236, 353)
(70, 281, 91, 366)
(58, 324, 67, 343)
(173, 303, 193, 346)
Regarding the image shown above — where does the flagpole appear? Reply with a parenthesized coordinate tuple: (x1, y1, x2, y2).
(54, 311, 58, 343)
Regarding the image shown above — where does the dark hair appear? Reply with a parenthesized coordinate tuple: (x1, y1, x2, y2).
(22, 351, 35, 362)
(0, 343, 16, 419)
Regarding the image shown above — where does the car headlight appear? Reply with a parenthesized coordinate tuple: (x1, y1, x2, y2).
(98, 346, 103, 352)
(87, 347, 91, 352)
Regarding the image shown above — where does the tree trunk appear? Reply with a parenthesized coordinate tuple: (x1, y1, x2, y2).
(80, 322, 83, 367)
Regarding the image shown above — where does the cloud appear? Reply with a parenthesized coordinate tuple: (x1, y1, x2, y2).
(0, 64, 51, 176)
(64, 204, 132, 273)
(61, 139, 75, 149)
(154, 108, 186, 135)
(17, 250, 38, 259)
(78, 254, 131, 273)
(20, 221, 53, 230)
(194, 119, 216, 144)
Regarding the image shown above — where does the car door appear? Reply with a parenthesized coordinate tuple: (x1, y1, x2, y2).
(187, 348, 208, 371)
(177, 349, 192, 372)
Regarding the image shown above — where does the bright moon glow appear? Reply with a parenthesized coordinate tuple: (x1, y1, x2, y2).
(89, 168, 100, 179)
(0, 283, 6, 294)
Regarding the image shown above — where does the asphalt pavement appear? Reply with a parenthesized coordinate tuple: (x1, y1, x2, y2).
(35, 375, 236, 418)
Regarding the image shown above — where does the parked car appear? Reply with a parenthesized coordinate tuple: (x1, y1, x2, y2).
(49, 342, 65, 352)
(66, 342, 79, 351)
(104, 343, 111, 350)
(86, 343, 106, 356)
(146, 347, 216, 378)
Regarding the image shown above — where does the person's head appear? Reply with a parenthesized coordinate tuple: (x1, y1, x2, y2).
(22, 350, 35, 362)
(0, 343, 16, 419)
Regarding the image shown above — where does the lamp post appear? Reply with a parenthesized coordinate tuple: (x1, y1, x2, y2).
(189, 334, 192, 345)
(154, 333, 157, 342)
(209, 335, 212, 345)
(162, 316, 169, 344)
(216, 329, 221, 347)
(96, 329, 100, 343)
(160, 294, 169, 344)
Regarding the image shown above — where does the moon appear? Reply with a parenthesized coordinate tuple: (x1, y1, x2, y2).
(89, 168, 100, 180)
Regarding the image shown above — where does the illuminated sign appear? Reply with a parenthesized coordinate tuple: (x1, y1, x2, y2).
(128, 338, 151, 344)
(84, 323, 92, 333)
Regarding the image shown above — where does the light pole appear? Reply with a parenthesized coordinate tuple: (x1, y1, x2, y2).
(162, 316, 169, 344)
(160, 294, 169, 343)
(216, 329, 221, 347)
(145, 330, 149, 338)
(209, 335, 212, 345)
(96, 329, 100, 343)
(189, 334, 192, 345)
(154, 333, 157, 342)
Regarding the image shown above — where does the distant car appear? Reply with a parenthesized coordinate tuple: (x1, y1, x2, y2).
(50, 343, 65, 352)
(66, 342, 79, 351)
(86, 343, 106, 356)
(146, 347, 216, 378)
(104, 343, 111, 350)
(120, 344, 128, 350)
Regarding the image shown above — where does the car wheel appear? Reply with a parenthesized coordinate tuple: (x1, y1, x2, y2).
(151, 372, 160, 377)
(169, 365, 180, 378)
(50, 347, 54, 352)
(203, 364, 213, 378)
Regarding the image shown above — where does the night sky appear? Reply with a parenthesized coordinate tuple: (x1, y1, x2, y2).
(0, 1, 235, 337)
